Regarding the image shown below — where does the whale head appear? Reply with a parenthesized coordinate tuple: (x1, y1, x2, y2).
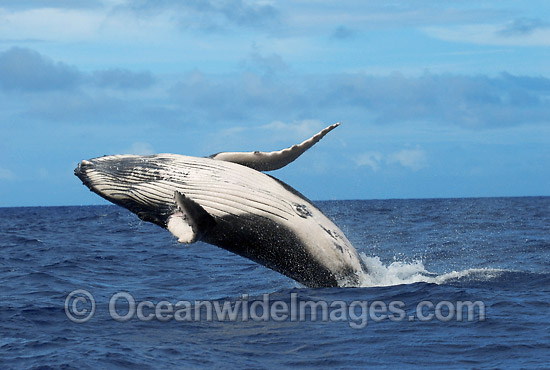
(75, 155, 174, 226)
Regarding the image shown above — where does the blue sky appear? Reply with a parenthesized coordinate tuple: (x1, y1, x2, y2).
(1, 0, 549, 206)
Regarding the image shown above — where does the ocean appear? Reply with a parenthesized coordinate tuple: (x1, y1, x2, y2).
(1, 197, 549, 369)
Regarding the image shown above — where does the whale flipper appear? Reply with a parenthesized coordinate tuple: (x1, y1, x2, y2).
(167, 191, 216, 243)
(210, 122, 340, 171)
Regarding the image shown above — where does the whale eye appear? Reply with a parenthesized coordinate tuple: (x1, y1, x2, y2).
(293, 203, 312, 218)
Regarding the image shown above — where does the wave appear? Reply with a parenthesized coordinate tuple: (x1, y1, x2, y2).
(356, 253, 506, 287)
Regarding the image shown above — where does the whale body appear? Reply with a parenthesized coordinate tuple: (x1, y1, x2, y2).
(75, 123, 366, 287)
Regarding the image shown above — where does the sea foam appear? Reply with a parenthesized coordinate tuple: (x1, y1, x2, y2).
(357, 253, 505, 287)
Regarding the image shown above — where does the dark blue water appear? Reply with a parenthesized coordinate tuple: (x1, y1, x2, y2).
(1, 197, 549, 369)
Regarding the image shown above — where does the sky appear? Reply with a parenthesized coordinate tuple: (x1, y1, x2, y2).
(0, 0, 549, 206)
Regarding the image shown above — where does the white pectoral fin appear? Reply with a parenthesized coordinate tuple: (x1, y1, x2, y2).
(210, 122, 340, 171)
(167, 191, 215, 243)
(167, 214, 197, 244)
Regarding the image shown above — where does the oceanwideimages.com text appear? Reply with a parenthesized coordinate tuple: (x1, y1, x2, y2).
(65, 289, 486, 329)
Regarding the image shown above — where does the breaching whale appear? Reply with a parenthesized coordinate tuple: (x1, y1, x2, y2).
(75, 123, 366, 287)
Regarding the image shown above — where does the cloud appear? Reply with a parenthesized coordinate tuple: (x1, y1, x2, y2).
(23, 91, 128, 123)
(242, 46, 288, 76)
(355, 152, 383, 171)
(91, 68, 155, 89)
(0, 167, 16, 181)
(0, 7, 109, 42)
(356, 148, 427, 172)
(0, 47, 156, 98)
(287, 3, 507, 38)
(167, 70, 550, 128)
(323, 72, 550, 128)
(0, 47, 165, 128)
(424, 23, 550, 46)
(0, 47, 81, 91)
(387, 148, 428, 171)
(0, 0, 104, 10)
(331, 25, 355, 40)
(170, 70, 307, 123)
(4, 48, 550, 132)
(261, 119, 326, 137)
(497, 18, 550, 37)
(122, 0, 280, 32)
(197, 0, 279, 28)
(218, 119, 327, 145)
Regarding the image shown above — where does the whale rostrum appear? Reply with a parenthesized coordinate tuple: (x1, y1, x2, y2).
(75, 123, 367, 287)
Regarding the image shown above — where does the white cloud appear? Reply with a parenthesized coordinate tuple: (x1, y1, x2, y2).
(216, 119, 329, 149)
(262, 119, 325, 137)
(355, 152, 383, 171)
(424, 24, 550, 46)
(0, 167, 16, 180)
(0, 8, 106, 42)
(0, 0, 105, 10)
(356, 148, 428, 172)
(388, 148, 428, 171)
(0, 5, 177, 44)
(210, 119, 337, 155)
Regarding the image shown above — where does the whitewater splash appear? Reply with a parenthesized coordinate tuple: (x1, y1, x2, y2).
(357, 253, 505, 287)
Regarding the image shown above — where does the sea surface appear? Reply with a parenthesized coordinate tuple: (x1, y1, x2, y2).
(1, 197, 549, 369)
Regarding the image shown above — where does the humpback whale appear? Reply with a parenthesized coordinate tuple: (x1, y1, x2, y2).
(75, 123, 367, 287)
